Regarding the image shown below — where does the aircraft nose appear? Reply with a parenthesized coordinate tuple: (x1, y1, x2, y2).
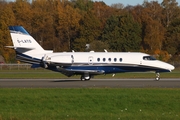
(166, 63, 175, 71)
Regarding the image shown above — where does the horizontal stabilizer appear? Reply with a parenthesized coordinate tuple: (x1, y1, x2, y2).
(5, 46, 35, 53)
(5, 46, 35, 50)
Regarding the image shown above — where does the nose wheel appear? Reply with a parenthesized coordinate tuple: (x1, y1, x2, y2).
(155, 72, 160, 81)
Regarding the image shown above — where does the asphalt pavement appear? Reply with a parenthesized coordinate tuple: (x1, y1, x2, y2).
(0, 78, 180, 88)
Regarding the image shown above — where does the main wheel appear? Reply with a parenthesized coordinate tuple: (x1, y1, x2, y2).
(81, 75, 91, 81)
(81, 76, 85, 81)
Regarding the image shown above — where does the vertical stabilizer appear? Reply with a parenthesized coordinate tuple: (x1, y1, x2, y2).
(8, 26, 45, 54)
(8, 26, 52, 64)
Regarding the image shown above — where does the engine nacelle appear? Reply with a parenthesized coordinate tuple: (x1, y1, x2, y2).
(46, 55, 73, 64)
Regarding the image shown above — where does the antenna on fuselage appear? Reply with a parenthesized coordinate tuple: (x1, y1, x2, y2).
(104, 49, 108, 52)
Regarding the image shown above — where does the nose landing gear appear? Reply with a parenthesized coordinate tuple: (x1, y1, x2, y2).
(155, 72, 160, 81)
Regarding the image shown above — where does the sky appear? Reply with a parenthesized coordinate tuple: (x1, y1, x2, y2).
(6, 0, 180, 6)
(93, 0, 180, 6)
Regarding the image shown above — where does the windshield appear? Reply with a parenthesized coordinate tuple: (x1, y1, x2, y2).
(143, 56, 156, 60)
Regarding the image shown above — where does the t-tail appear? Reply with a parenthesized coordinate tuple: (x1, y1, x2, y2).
(7, 26, 52, 64)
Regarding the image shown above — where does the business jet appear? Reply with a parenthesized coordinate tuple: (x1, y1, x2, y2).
(7, 26, 175, 81)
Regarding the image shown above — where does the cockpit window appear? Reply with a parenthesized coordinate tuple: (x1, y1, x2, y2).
(143, 56, 156, 60)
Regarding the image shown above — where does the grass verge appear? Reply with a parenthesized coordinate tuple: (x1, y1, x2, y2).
(0, 88, 179, 120)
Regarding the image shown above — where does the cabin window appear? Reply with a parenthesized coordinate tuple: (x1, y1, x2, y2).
(97, 58, 100, 62)
(103, 58, 106, 62)
(119, 58, 122, 62)
(143, 56, 156, 60)
(108, 58, 111, 62)
(114, 58, 117, 62)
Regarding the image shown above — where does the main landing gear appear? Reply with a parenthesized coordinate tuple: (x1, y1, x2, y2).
(81, 74, 91, 81)
(155, 72, 160, 81)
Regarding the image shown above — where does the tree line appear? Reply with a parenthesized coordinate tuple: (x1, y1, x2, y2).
(0, 0, 180, 63)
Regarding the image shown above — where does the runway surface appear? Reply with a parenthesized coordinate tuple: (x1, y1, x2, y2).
(0, 78, 180, 88)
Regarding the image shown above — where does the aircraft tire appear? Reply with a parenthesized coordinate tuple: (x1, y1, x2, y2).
(80, 76, 86, 81)
(155, 77, 160, 81)
(81, 76, 91, 81)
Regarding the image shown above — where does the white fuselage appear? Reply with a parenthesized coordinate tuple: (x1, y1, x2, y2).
(30, 52, 174, 73)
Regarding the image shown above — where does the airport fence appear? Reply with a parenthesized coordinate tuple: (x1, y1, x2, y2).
(0, 64, 44, 70)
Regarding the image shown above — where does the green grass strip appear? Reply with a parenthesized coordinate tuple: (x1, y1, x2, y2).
(0, 88, 179, 120)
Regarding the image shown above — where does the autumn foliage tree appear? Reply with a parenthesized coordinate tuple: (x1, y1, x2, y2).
(0, 1, 15, 62)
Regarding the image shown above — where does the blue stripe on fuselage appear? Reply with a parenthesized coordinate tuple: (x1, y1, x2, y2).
(62, 65, 170, 73)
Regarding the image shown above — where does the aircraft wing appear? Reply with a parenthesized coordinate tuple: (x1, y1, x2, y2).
(65, 69, 105, 74)
(56, 67, 105, 77)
